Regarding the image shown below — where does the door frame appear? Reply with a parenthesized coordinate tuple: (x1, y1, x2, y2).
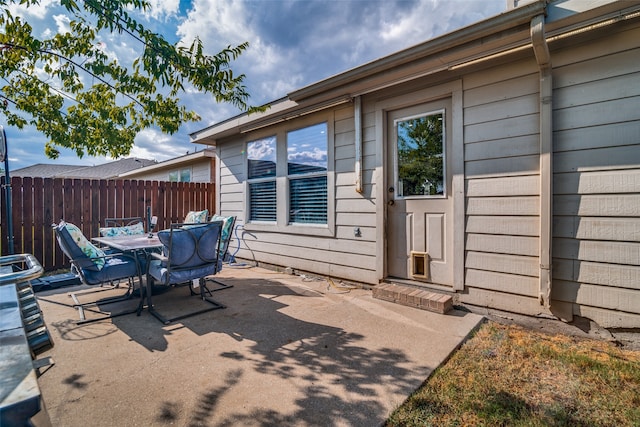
(374, 80, 465, 290)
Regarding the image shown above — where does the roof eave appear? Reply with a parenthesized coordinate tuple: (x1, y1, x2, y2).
(192, 0, 548, 145)
(289, 0, 547, 101)
(118, 149, 214, 177)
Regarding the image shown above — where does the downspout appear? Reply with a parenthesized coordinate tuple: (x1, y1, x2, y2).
(354, 96, 363, 193)
(531, 13, 553, 309)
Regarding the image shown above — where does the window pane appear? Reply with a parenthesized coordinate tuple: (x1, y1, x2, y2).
(168, 171, 179, 182)
(180, 169, 191, 182)
(396, 112, 444, 197)
(247, 136, 276, 179)
(290, 176, 327, 224)
(287, 123, 327, 175)
(249, 181, 276, 222)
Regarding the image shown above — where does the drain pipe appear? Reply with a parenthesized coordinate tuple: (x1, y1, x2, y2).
(531, 14, 553, 310)
(354, 95, 363, 193)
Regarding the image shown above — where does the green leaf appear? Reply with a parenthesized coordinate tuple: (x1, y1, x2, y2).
(0, 0, 263, 159)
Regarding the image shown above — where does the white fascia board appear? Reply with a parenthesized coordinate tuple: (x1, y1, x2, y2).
(190, 99, 299, 144)
(119, 149, 214, 177)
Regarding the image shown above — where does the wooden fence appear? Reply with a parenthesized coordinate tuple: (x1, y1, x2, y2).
(0, 176, 215, 272)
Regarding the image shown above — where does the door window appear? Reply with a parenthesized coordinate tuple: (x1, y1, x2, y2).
(395, 111, 445, 198)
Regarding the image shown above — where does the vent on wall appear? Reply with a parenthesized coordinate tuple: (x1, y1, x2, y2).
(411, 251, 429, 280)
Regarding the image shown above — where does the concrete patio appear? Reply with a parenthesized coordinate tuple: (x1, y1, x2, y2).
(34, 265, 483, 426)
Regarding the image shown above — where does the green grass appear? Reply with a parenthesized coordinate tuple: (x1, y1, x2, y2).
(386, 321, 640, 427)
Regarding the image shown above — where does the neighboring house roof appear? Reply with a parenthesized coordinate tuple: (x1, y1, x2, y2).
(11, 164, 89, 178)
(12, 157, 156, 179)
(118, 149, 215, 179)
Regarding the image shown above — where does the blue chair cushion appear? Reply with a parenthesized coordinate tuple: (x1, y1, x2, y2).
(148, 261, 218, 285)
(157, 224, 220, 269)
(151, 222, 223, 286)
(82, 255, 139, 286)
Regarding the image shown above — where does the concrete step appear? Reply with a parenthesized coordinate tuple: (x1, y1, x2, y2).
(373, 283, 453, 314)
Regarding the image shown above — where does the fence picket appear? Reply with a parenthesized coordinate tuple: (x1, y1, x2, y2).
(0, 177, 215, 272)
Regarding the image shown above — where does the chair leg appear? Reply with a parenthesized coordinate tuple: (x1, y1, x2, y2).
(204, 277, 234, 292)
(148, 278, 225, 325)
(69, 280, 133, 308)
(71, 278, 141, 325)
(76, 306, 140, 325)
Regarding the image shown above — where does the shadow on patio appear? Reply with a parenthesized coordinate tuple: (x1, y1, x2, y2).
(35, 266, 483, 427)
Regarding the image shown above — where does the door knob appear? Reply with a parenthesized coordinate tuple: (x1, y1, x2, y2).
(388, 187, 394, 193)
(388, 200, 395, 206)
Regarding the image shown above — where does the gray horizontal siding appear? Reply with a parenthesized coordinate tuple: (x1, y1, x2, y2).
(462, 58, 541, 311)
(551, 28, 640, 327)
(217, 108, 379, 284)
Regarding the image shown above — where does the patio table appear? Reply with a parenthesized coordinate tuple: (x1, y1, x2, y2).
(92, 234, 162, 254)
(91, 234, 163, 316)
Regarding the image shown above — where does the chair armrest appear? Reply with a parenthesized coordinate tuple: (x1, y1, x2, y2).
(147, 252, 167, 262)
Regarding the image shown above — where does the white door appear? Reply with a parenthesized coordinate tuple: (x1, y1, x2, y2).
(386, 98, 453, 286)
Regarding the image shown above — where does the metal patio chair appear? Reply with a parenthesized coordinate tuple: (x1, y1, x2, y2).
(205, 215, 237, 291)
(53, 221, 143, 324)
(145, 221, 226, 325)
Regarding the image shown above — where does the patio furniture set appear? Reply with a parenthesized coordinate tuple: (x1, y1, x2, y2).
(53, 210, 237, 325)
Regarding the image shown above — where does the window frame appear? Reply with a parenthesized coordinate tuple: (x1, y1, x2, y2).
(243, 112, 335, 237)
(393, 108, 446, 200)
(246, 135, 278, 223)
(168, 167, 192, 183)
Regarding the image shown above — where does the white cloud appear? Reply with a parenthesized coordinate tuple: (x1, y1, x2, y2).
(247, 138, 276, 162)
(133, 128, 191, 161)
(176, 0, 252, 51)
(5, 0, 507, 171)
(143, 0, 181, 21)
(6, 0, 57, 19)
(52, 14, 71, 34)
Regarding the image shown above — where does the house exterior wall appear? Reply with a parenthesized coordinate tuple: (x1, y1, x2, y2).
(217, 108, 380, 283)
(549, 23, 640, 328)
(212, 5, 640, 328)
(458, 57, 544, 315)
(455, 19, 640, 327)
(122, 158, 214, 183)
(190, 160, 215, 183)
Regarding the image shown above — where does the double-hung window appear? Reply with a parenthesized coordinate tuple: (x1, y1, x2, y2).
(247, 136, 277, 222)
(287, 122, 328, 224)
(245, 120, 331, 233)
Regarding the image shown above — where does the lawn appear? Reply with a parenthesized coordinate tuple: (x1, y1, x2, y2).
(386, 321, 640, 426)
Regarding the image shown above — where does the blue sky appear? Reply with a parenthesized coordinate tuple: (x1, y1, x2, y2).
(3, 0, 505, 171)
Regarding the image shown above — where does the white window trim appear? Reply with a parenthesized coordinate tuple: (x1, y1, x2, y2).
(243, 112, 335, 237)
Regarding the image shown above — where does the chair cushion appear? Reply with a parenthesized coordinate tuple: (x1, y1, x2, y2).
(148, 260, 218, 285)
(210, 215, 234, 246)
(152, 222, 223, 286)
(157, 223, 219, 269)
(184, 209, 208, 224)
(58, 222, 106, 270)
(82, 255, 139, 285)
(99, 222, 145, 237)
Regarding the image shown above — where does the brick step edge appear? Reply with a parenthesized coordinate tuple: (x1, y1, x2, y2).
(372, 283, 453, 314)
